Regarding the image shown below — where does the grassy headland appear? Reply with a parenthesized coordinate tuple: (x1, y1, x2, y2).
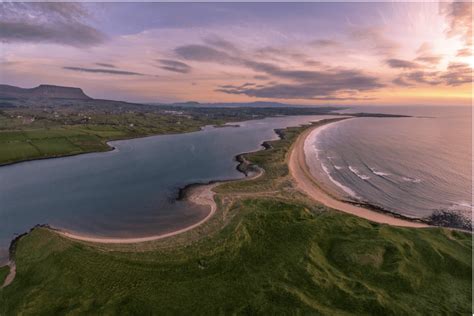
(0, 119, 471, 314)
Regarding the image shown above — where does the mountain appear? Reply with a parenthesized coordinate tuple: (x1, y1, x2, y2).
(0, 84, 91, 100)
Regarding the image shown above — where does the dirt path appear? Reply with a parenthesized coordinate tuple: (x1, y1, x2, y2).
(57, 183, 219, 244)
(288, 122, 429, 228)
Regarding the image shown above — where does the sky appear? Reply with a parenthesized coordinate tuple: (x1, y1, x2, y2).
(0, 2, 472, 105)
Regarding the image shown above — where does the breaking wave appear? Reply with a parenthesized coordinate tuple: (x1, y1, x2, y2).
(349, 166, 371, 180)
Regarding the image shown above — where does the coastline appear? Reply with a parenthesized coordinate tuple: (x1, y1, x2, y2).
(288, 120, 429, 228)
(0, 123, 215, 168)
(0, 145, 116, 168)
(54, 183, 219, 244)
(52, 124, 270, 245)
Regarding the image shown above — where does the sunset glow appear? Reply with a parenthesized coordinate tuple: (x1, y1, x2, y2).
(0, 2, 472, 105)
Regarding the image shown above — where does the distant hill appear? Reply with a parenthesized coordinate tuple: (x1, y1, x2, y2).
(0, 84, 91, 100)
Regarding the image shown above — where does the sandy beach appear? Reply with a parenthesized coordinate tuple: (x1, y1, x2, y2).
(288, 121, 429, 228)
(57, 183, 218, 244)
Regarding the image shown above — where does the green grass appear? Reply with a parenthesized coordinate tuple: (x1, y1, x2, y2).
(0, 266, 9, 285)
(0, 120, 471, 314)
(0, 203, 470, 315)
(0, 128, 109, 164)
(0, 122, 206, 165)
(0, 141, 40, 162)
(0, 112, 215, 165)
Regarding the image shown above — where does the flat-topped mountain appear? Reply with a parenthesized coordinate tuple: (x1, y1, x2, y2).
(0, 84, 91, 100)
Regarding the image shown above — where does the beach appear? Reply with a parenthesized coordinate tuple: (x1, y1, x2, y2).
(56, 183, 218, 244)
(288, 121, 429, 228)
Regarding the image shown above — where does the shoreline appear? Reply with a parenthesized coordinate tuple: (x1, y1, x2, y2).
(0, 122, 220, 168)
(54, 183, 219, 244)
(51, 123, 272, 245)
(288, 120, 430, 228)
(0, 145, 117, 168)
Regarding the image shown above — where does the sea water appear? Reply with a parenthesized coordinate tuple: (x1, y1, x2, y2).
(306, 106, 471, 223)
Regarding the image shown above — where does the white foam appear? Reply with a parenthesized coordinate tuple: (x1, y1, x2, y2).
(349, 166, 371, 180)
(304, 122, 360, 200)
(334, 165, 343, 170)
(369, 167, 391, 177)
(321, 163, 360, 198)
(402, 176, 422, 183)
(452, 201, 472, 208)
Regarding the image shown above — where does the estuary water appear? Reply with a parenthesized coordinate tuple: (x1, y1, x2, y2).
(0, 115, 334, 263)
(306, 106, 471, 222)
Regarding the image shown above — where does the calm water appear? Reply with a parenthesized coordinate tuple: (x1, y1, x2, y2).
(0, 115, 334, 263)
(306, 106, 471, 220)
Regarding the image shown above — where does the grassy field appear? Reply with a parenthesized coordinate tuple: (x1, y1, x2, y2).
(0, 111, 216, 165)
(0, 120, 471, 314)
(0, 266, 8, 285)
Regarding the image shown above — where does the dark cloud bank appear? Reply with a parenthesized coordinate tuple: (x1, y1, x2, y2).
(63, 66, 144, 76)
(175, 44, 383, 100)
(0, 2, 105, 47)
(158, 59, 192, 74)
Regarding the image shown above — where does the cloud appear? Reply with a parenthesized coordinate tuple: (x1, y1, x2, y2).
(392, 61, 471, 87)
(175, 43, 383, 100)
(203, 35, 239, 52)
(216, 67, 383, 100)
(392, 76, 413, 87)
(350, 26, 398, 56)
(220, 82, 256, 90)
(174, 44, 235, 64)
(414, 43, 442, 65)
(158, 59, 192, 73)
(63, 66, 144, 76)
(440, 62, 472, 86)
(253, 75, 270, 80)
(415, 55, 442, 65)
(0, 21, 105, 47)
(0, 3, 105, 47)
(304, 60, 322, 67)
(386, 58, 420, 69)
(389, 42, 447, 87)
(254, 46, 307, 62)
(216, 82, 375, 100)
(244, 61, 382, 91)
(405, 71, 442, 86)
(456, 47, 472, 57)
(441, 1, 473, 47)
(310, 39, 340, 47)
(95, 63, 116, 68)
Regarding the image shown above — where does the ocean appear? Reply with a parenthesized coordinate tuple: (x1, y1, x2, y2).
(305, 106, 471, 225)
